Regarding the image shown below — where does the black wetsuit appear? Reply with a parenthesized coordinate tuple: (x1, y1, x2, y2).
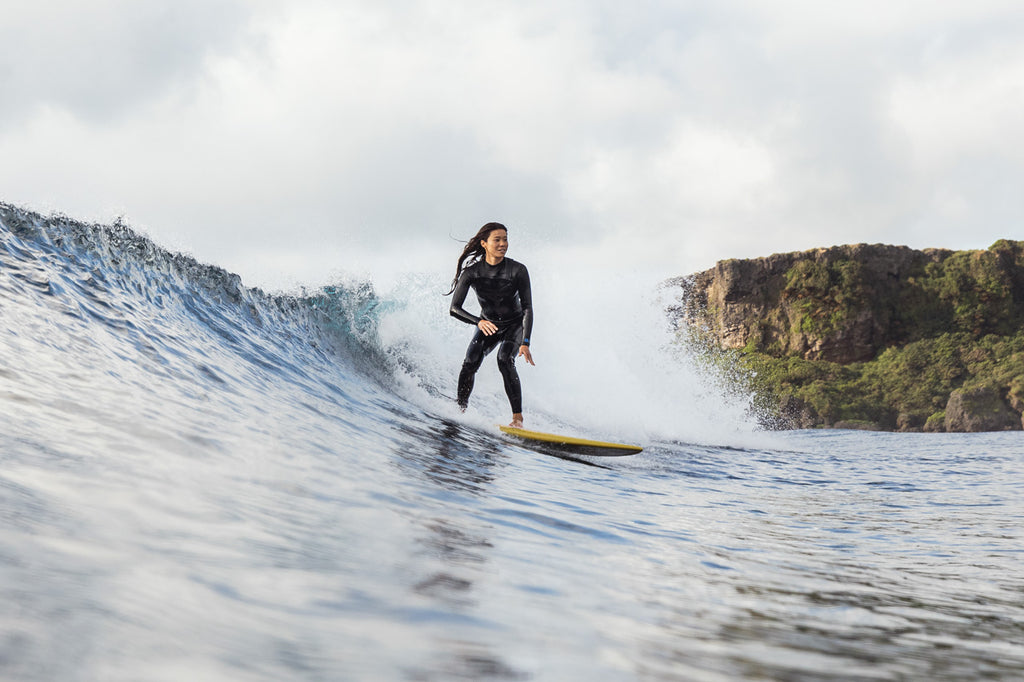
(449, 257, 533, 413)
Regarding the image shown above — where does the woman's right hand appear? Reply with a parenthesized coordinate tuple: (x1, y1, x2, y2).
(478, 319, 498, 336)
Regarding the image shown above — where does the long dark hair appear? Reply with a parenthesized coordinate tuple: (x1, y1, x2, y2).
(446, 222, 507, 295)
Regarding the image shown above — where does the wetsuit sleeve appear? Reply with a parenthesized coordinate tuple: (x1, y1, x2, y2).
(518, 265, 534, 345)
(449, 269, 481, 326)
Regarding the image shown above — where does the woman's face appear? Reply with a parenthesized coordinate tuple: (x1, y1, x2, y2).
(481, 229, 508, 262)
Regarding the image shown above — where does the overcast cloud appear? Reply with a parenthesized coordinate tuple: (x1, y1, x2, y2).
(2, 0, 1023, 289)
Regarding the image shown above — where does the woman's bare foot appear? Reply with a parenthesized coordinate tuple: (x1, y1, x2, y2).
(510, 413, 524, 428)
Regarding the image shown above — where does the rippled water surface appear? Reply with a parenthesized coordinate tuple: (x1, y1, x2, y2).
(2, 205, 1023, 680)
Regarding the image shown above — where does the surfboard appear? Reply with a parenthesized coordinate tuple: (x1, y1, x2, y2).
(498, 425, 643, 457)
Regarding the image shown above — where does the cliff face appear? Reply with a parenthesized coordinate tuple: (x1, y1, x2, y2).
(674, 241, 1024, 362)
(669, 240, 1024, 432)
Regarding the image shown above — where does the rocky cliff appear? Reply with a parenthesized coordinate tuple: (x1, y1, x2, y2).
(668, 240, 1024, 432)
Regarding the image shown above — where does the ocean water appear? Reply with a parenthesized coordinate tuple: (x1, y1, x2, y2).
(2, 204, 1022, 681)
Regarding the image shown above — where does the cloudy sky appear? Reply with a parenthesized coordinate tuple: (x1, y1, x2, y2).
(2, 1, 1023, 290)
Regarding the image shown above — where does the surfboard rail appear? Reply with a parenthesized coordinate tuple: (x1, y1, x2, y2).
(498, 425, 643, 457)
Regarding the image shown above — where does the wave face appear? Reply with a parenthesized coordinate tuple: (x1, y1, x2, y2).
(3, 203, 1024, 680)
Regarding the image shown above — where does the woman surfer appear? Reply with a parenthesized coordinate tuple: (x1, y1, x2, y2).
(447, 222, 535, 428)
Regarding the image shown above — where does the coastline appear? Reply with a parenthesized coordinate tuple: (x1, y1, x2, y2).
(670, 240, 1024, 432)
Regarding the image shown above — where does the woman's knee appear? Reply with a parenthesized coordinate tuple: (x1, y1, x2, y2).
(462, 355, 484, 374)
(496, 355, 518, 379)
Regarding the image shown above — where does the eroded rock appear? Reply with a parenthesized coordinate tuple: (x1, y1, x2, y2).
(944, 387, 1021, 432)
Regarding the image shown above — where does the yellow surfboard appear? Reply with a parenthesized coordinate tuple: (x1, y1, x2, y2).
(498, 425, 643, 457)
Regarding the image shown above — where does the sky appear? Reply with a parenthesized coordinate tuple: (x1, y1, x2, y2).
(2, 0, 1023, 291)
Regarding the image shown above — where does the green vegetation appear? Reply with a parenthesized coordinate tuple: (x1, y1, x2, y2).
(897, 247, 1022, 339)
(740, 331, 1024, 430)
(782, 258, 868, 337)
(687, 240, 1024, 431)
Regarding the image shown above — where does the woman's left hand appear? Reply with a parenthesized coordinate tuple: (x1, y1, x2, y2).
(518, 345, 535, 366)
